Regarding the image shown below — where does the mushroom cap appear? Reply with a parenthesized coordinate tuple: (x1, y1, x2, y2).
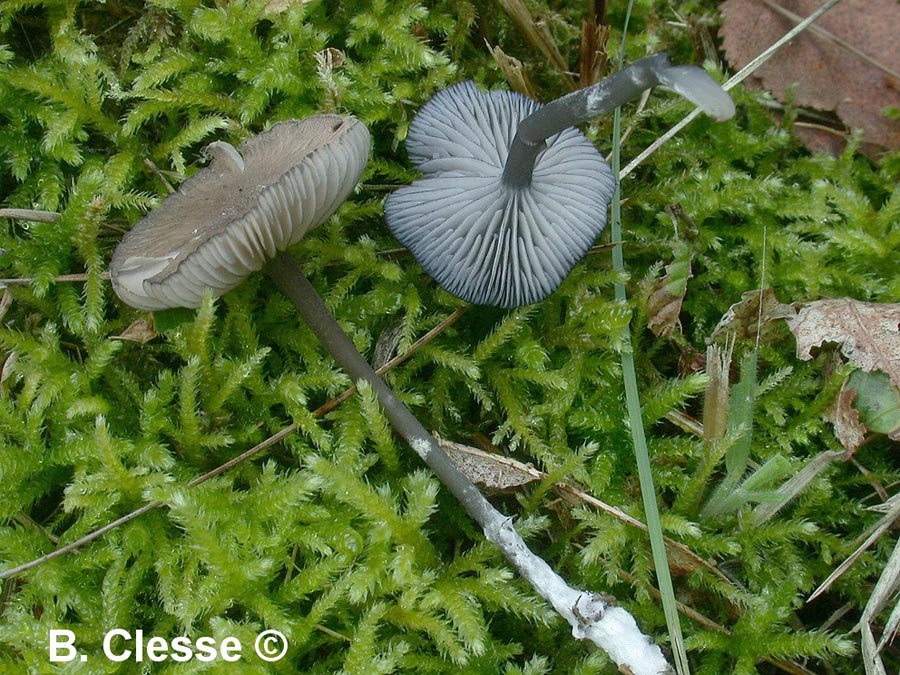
(110, 115, 370, 310)
(384, 82, 614, 308)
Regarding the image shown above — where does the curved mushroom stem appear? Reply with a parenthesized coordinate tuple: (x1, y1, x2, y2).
(265, 250, 671, 675)
(502, 52, 735, 189)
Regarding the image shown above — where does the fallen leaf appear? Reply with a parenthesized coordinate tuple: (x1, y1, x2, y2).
(1, 351, 17, 385)
(719, 0, 900, 158)
(0, 288, 12, 322)
(787, 299, 900, 387)
(372, 319, 404, 371)
(647, 241, 692, 338)
(709, 288, 795, 344)
(437, 436, 540, 490)
(826, 380, 868, 452)
(112, 318, 158, 344)
(703, 342, 733, 444)
(262, 0, 314, 14)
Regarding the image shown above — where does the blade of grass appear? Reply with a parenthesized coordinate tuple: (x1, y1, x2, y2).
(610, 4, 689, 673)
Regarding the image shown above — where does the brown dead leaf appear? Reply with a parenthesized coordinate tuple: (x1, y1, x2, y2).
(437, 436, 540, 490)
(1, 351, 17, 385)
(112, 318, 158, 344)
(647, 234, 694, 339)
(788, 299, 900, 387)
(262, 0, 313, 14)
(0, 289, 12, 323)
(719, 0, 900, 158)
(826, 381, 868, 452)
(372, 319, 404, 371)
(647, 257, 692, 339)
(709, 288, 795, 344)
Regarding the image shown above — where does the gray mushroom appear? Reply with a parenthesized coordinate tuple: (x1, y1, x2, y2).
(110, 115, 369, 310)
(108, 115, 546, 625)
(384, 52, 735, 308)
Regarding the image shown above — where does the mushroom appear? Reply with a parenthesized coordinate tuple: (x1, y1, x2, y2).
(110, 116, 370, 310)
(109, 114, 680, 675)
(107, 114, 534, 635)
(384, 52, 735, 308)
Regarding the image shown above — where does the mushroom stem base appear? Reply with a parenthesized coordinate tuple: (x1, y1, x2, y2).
(264, 251, 670, 675)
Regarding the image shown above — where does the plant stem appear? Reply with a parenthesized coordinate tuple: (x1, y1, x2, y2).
(264, 250, 671, 675)
(502, 53, 670, 188)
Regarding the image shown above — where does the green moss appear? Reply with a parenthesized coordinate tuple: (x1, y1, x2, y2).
(1, 0, 897, 673)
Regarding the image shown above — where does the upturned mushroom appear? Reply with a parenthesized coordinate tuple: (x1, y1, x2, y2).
(384, 52, 735, 308)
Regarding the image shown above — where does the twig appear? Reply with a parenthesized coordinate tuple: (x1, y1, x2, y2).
(620, 0, 844, 180)
(144, 158, 176, 195)
(0, 208, 59, 223)
(0, 501, 163, 580)
(0, 272, 110, 287)
(0, 307, 465, 581)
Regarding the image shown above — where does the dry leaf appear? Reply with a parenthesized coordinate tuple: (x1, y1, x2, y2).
(703, 342, 733, 444)
(372, 320, 404, 371)
(647, 247, 692, 339)
(0, 288, 12, 323)
(1, 351, 17, 385)
(437, 436, 540, 489)
(788, 298, 900, 387)
(709, 288, 795, 344)
(719, 0, 900, 158)
(112, 318, 158, 344)
(262, 0, 313, 14)
(826, 380, 868, 452)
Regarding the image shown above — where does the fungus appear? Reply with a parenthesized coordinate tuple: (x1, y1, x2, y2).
(110, 114, 498, 572)
(110, 116, 370, 310)
(110, 115, 678, 675)
(384, 52, 735, 308)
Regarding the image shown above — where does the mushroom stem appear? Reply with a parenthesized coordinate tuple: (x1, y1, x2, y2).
(502, 52, 734, 188)
(265, 251, 489, 514)
(265, 251, 671, 675)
